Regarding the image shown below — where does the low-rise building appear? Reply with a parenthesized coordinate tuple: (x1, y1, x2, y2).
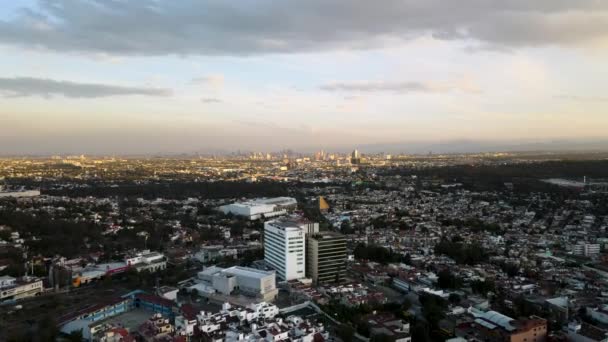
(195, 265, 278, 301)
(125, 250, 167, 273)
(457, 308, 547, 342)
(195, 302, 327, 342)
(193, 245, 238, 263)
(137, 313, 175, 342)
(0, 275, 43, 302)
(363, 312, 412, 342)
(573, 243, 601, 258)
(567, 322, 608, 342)
(219, 197, 297, 220)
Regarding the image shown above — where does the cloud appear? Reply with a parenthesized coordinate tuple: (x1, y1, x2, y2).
(555, 95, 608, 102)
(0, 1, 607, 56)
(202, 97, 222, 103)
(320, 80, 480, 94)
(191, 74, 225, 87)
(0, 77, 172, 98)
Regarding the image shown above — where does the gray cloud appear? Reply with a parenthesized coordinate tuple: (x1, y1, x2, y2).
(0, 1, 606, 56)
(0, 77, 171, 98)
(321, 80, 479, 94)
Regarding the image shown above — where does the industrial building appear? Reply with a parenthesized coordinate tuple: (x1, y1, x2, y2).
(125, 250, 167, 272)
(72, 250, 167, 287)
(0, 275, 43, 302)
(195, 266, 278, 301)
(219, 197, 297, 220)
(306, 232, 347, 285)
(457, 308, 547, 342)
(264, 216, 318, 281)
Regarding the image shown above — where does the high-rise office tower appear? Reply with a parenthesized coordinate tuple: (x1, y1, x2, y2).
(264, 216, 318, 281)
(351, 149, 361, 165)
(306, 232, 347, 285)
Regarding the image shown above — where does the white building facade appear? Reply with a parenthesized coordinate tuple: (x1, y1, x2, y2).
(125, 250, 167, 272)
(573, 243, 601, 258)
(0, 276, 43, 302)
(219, 197, 297, 220)
(264, 217, 317, 281)
(196, 266, 278, 301)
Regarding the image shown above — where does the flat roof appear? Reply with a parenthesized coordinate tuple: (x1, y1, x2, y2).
(267, 216, 314, 230)
(224, 266, 275, 279)
(310, 232, 345, 240)
(95, 262, 128, 270)
(227, 197, 296, 208)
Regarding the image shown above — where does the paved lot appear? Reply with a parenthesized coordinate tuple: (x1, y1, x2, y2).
(98, 308, 152, 331)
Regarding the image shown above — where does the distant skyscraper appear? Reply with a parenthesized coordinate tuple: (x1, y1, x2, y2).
(314, 150, 327, 161)
(351, 149, 361, 165)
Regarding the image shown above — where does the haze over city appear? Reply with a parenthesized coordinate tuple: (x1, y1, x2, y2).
(0, 0, 607, 155)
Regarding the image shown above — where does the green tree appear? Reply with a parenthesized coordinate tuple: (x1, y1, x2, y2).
(370, 334, 393, 342)
(437, 269, 462, 289)
(336, 324, 355, 342)
(66, 329, 83, 342)
(35, 314, 59, 342)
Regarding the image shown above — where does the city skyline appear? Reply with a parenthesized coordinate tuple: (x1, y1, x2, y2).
(1, 1, 608, 154)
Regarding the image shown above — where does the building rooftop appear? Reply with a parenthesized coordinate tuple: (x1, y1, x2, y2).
(201, 265, 275, 280)
(267, 216, 313, 230)
(229, 197, 296, 208)
(224, 266, 275, 279)
(309, 232, 345, 240)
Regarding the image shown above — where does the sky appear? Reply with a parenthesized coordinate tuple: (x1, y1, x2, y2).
(0, 0, 607, 155)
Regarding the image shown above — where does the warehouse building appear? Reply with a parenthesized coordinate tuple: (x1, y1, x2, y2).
(196, 266, 278, 301)
(219, 197, 297, 220)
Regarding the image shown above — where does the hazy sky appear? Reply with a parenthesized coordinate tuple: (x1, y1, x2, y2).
(1, 0, 607, 154)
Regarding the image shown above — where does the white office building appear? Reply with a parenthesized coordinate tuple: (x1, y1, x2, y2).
(572, 243, 601, 258)
(264, 217, 318, 281)
(219, 197, 297, 220)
